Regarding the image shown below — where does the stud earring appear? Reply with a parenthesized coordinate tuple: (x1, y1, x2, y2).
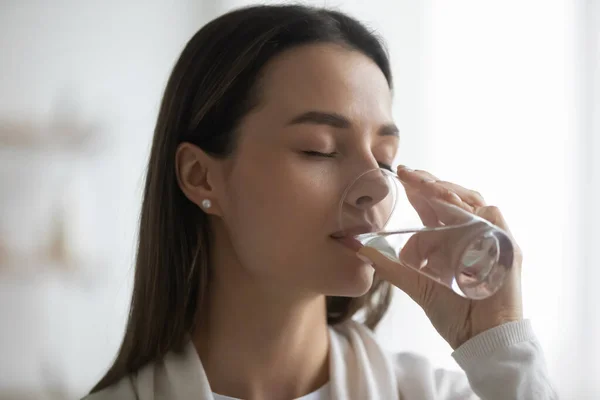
(201, 199, 212, 209)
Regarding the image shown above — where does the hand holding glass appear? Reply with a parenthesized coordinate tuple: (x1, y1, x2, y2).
(338, 168, 514, 300)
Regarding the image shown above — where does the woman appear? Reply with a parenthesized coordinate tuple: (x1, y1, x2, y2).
(86, 4, 556, 399)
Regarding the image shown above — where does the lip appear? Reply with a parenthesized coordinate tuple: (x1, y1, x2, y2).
(330, 224, 375, 239)
(330, 224, 374, 252)
(332, 235, 364, 252)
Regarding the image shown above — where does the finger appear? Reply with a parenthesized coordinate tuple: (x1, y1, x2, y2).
(436, 181, 487, 209)
(476, 205, 509, 232)
(399, 230, 442, 269)
(400, 231, 458, 287)
(427, 196, 477, 226)
(397, 166, 439, 185)
(358, 246, 433, 304)
(418, 180, 478, 216)
(475, 205, 521, 259)
(420, 253, 457, 288)
(404, 189, 441, 227)
(398, 167, 472, 213)
(398, 166, 485, 212)
(399, 172, 468, 227)
(403, 184, 470, 227)
(358, 246, 457, 307)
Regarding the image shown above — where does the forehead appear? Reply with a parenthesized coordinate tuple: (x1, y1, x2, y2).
(254, 43, 393, 123)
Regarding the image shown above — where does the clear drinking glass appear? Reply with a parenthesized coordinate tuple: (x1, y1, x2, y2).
(337, 168, 514, 300)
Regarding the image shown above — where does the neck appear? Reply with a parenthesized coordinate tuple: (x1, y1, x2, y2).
(192, 243, 330, 400)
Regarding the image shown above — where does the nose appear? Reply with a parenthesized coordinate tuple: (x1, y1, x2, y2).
(343, 169, 391, 210)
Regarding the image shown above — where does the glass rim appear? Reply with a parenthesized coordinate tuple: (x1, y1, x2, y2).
(337, 167, 505, 238)
(337, 167, 399, 236)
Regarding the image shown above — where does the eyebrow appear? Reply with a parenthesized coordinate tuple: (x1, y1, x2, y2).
(287, 111, 399, 138)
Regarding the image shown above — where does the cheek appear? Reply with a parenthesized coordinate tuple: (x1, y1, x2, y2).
(221, 156, 341, 273)
(220, 156, 375, 296)
(231, 153, 339, 227)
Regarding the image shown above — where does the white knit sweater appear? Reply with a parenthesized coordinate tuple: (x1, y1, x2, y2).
(84, 319, 557, 399)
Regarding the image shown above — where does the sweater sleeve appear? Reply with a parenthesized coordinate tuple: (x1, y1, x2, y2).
(446, 319, 558, 399)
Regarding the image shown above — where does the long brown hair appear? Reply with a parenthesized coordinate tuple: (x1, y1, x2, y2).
(91, 4, 394, 393)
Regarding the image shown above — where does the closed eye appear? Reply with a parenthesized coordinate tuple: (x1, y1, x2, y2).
(302, 150, 338, 158)
(303, 151, 393, 172)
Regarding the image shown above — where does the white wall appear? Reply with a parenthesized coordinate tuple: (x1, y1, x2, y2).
(579, 0, 600, 395)
(0, 2, 207, 398)
(423, 1, 596, 397)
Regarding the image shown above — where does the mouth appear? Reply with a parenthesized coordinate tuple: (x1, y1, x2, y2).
(330, 225, 374, 252)
(330, 224, 375, 239)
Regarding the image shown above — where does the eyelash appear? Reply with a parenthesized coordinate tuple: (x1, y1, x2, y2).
(303, 150, 337, 158)
(302, 151, 393, 172)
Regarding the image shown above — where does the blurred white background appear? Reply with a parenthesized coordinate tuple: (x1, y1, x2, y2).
(0, 0, 597, 398)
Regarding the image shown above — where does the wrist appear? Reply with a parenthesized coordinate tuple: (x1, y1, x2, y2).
(452, 320, 534, 367)
(450, 312, 522, 350)
(468, 314, 523, 346)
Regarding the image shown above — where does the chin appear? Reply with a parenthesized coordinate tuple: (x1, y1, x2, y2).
(322, 260, 375, 297)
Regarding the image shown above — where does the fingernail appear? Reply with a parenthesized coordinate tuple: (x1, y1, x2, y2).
(398, 165, 414, 172)
(421, 178, 436, 183)
(356, 253, 373, 264)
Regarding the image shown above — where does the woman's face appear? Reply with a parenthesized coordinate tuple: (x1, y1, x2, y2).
(214, 43, 398, 297)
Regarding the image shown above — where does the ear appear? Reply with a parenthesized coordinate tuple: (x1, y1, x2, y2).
(175, 142, 224, 217)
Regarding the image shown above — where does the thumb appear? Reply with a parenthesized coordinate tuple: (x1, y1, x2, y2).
(358, 246, 440, 306)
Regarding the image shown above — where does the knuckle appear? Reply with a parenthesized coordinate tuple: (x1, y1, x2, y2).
(483, 205, 501, 215)
(416, 170, 438, 180)
(476, 205, 502, 225)
(441, 187, 453, 197)
(513, 244, 524, 263)
(472, 190, 485, 202)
